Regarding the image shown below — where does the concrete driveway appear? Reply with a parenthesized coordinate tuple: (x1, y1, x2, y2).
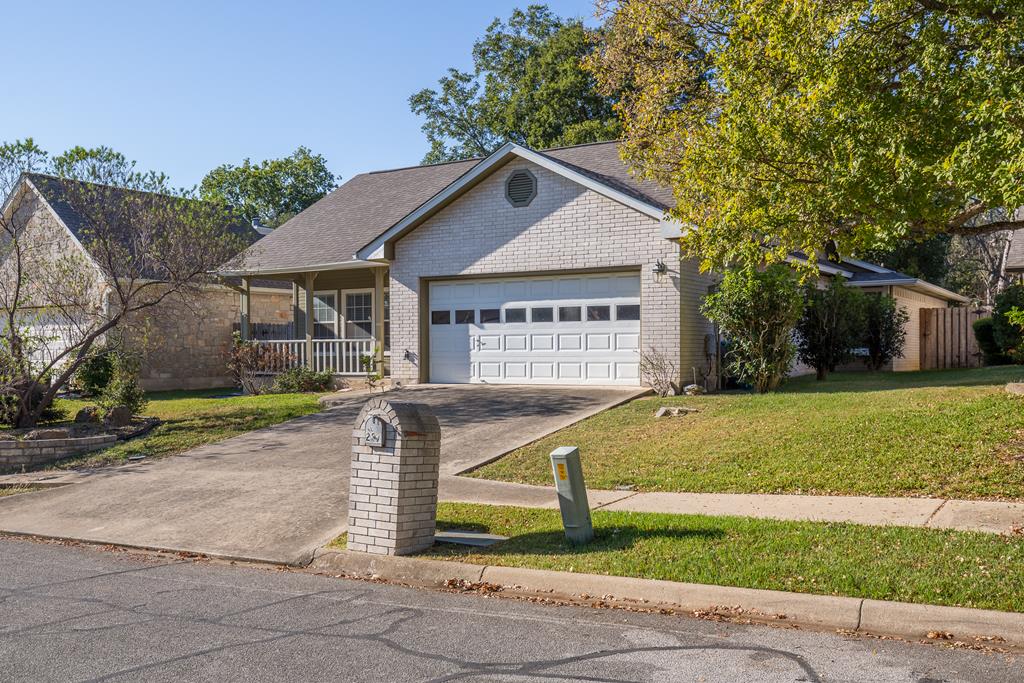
(0, 385, 642, 565)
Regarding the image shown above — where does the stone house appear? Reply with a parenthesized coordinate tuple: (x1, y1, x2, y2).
(223, 141, 967, 387)
(1, 174, 291, 391)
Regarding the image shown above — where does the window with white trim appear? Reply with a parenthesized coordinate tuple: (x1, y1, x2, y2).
(344, 291, 373, 340)
(312, 293, 337, 339)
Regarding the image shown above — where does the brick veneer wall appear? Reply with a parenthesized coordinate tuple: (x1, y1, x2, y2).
(388, 159, 716, 386)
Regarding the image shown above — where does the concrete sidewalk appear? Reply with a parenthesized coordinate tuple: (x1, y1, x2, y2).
(438, 476, 1024, 535)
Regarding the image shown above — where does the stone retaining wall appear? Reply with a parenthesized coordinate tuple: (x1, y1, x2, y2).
(0, 434, 117, 473)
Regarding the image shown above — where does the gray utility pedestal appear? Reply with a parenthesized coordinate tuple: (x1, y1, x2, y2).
(348, 398, 441, 555)
(550, 446, 594, 544)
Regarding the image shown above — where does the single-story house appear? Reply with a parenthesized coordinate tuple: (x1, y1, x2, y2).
(222, 141, 968, 388)
(1, 174, 292, 391)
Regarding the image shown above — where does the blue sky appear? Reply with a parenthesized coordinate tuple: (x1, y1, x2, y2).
(4, 1, 598, 189)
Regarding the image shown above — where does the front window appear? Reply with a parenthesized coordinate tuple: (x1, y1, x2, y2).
(312, 293, 337, 339)
(344, 291, 373, 339)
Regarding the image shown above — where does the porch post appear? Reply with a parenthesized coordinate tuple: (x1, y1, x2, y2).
(239, 277, 251, 341)
(373, 267, 386, 371)
(304, 272, 316, 369)
(292, 281, 302, 338)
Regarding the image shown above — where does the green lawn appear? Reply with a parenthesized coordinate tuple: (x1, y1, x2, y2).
(0, 486, 37, 497)
(411, 503, 1024, 613)
(44, 389, 323, 469)
(470, 366, 1024, 500)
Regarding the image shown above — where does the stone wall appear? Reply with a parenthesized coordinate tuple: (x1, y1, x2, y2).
(129, 286, 292, 392)
(388, 158, 717, 386)
(0, 434, 116, 473)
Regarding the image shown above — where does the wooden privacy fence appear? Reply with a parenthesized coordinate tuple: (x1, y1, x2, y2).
(920, 307, 985, 370)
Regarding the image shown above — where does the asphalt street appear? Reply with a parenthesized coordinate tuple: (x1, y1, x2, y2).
(1, 536, 1021, 682)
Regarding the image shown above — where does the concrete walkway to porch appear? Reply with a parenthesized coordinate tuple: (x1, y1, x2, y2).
(438, 476, 1024, 535)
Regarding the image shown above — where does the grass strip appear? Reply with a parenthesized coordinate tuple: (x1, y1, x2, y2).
(406, 503, 1024, 613)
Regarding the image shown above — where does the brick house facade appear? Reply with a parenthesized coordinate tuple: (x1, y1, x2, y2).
(225, 141, 968, 388)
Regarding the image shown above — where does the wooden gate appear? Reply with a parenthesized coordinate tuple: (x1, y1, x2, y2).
(919, 307, 984, 370)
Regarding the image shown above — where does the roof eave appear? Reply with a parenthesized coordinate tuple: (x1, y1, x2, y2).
(218, 258, 384, 277)
(847, 278, 970, 303)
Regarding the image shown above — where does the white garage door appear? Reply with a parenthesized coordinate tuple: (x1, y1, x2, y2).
(428, 272, 641, 385)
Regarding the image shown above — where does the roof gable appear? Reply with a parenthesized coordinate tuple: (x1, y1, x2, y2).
(356, 142, 669, 261)
(225, 141, 676, 274)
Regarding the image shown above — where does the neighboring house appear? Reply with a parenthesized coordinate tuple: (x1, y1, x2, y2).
(789, 253, 969, 372)
(1007, 230, 1024, 281)
(1, 174, 292, 391)
(223, 141, 968, 387)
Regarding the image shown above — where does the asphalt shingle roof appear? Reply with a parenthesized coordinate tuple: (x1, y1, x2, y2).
(24, 173, 286, 289)
(1007, 230, 1024, 272)
(230, 141, 676, 273)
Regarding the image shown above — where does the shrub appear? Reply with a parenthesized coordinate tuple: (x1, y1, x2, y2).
(96, 355, 148, 416)
(640, 347, 678, 397)
(862, 295, 909, 371)
(360, 351, 384, 392)
(0, 378, 66, 427)
(270, 366, 333, 394)
(973, 317, 1011, 366)
(75, 347, 116, 396)
(226, 332, 293, 395)
(702, 264, 804, 393)
(993, 285, 1024, 362)
(795, 277, 866, 380)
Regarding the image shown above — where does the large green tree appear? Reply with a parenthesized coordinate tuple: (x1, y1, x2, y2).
(410, 5, 620, 163)
(589, 0, 1024, 271)
(200, 147, 336, 228)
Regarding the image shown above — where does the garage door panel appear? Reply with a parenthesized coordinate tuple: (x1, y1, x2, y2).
(586, 363, 612, 380)
(531, 334, 554, 351)
(479, 362, 501, 379)
(531, 362, 554, 378)
(616, 333, 640, 351)
(429, 272, 641, 386)
(505, 335, 528, 351)
(558, 362, 582, 379)
(505, 362, 528, 379)
(558, 334, 583, 351)
(616, 363, 640, 379)
(478, 335, 501, 351)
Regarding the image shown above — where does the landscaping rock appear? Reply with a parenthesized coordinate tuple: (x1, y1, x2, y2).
(654, 406, 699, 418)
(104, 406, 133, 428)
(1006, 383, 1024, 396)
(683, 384, 706, 396)
(25, 428, 70, 440)
(74, 407, 101, 424)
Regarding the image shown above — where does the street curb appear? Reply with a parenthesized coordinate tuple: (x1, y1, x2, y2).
(309, 549, 1024, 649)
(0, 528, 315, 567)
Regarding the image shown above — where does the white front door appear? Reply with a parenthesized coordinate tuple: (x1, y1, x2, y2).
(428, 272, 641, 385)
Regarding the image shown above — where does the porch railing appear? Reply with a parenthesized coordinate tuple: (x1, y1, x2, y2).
(255, 339, 374, 376)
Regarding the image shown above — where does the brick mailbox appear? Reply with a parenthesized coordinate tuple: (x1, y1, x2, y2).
(348, 398, 441, 555)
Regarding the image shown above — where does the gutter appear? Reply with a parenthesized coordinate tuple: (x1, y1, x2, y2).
(218, 259, 385, 277)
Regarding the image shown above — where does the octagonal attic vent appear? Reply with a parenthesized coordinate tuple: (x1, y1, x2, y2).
(505, 170, 537, 207)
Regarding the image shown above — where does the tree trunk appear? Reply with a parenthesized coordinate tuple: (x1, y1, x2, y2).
(816, 366, 828, 381)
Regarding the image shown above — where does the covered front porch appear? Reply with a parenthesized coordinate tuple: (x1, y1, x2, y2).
(236, 263, 390, 377)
